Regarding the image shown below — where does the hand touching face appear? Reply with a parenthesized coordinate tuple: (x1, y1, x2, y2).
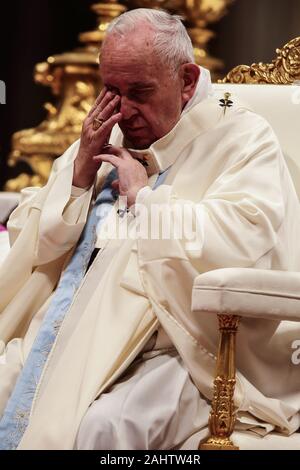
(73, 87, 122, 188)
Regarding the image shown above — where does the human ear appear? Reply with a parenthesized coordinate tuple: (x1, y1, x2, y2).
(180, 63, 200, 105)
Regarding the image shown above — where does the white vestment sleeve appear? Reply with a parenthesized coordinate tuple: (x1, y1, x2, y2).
(34, 175, 94, 265)
(7, 140, 94, 266)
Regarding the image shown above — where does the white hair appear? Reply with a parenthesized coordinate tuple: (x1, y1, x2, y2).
(104, 8, 195, 71)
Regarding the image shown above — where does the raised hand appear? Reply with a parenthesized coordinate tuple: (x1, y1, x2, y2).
(72, 87, 122, 188)
(93, 145, 149, 208)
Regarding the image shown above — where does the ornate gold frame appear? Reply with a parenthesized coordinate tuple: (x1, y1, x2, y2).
(200, 36, 300, 451)
(221, 36, 300, 84)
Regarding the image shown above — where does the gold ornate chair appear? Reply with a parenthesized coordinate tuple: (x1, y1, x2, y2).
(193, 37, 300, 450)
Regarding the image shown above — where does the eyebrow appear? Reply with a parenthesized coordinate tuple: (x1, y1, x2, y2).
(129, 82, 156, 88)
(104, 82, 156, 92)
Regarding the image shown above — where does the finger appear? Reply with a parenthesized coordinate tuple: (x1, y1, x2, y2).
(107, 147, 145, 164)
(90, 114, 121, 154)
(89, 91, 119, 121)
(96, 94, 120, 121)
(87, 87, 107, 118)
(103, 145, 132, 159)
(128, 150, 146, 160)
(93, 153, 122, 168)
(93, 112, 122, 139)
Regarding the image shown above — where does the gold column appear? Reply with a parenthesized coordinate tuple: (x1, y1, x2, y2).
(200, 314, 240, 450)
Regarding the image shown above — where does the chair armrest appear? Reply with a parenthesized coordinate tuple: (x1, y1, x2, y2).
(194, 267, 300, 450)
(192, 268, 300, 322)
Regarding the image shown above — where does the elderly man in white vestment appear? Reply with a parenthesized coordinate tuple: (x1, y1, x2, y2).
(1, 9, 300, 450)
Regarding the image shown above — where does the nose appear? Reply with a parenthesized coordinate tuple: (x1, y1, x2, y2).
(119, 95, 138, 121)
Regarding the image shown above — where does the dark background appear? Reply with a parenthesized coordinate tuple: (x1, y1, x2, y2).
(0, 0, 299, 189)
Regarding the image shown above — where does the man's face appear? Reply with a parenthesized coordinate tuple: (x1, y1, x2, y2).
(100, 29, 186, 149)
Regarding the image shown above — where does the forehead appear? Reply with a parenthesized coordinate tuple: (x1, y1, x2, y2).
(100, 29, 163, 86)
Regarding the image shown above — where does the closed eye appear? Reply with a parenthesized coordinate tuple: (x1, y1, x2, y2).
(129, 88, 154, 101)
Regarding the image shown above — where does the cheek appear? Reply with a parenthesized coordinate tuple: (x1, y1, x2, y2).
(137, 106, 160, 130)
(153, 99, 182, 131)
(160, 87, 182, 116)
(140, 94, 182, 137)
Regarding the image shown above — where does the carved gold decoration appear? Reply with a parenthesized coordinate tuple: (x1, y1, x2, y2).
(221, 36, 300, 84)
(200, 314, 240, 450)
(5, 1, 126, 191)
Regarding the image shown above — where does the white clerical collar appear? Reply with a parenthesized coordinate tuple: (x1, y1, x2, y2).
(123, 66, 213, 176)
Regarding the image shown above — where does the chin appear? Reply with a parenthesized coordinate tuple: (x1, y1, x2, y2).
(124, 135, 155, 150)
(131, 141, 153, 150)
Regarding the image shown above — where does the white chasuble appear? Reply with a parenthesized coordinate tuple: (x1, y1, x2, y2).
(0, 80, 300, 448)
